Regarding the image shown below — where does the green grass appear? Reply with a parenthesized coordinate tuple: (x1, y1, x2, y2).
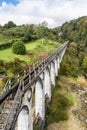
(45, 76, 76, 129)
(0, 39, 60, 64)
(66, 93, 77, 106)
(0, 79, 4, 93)
(0, 39, 60, 91)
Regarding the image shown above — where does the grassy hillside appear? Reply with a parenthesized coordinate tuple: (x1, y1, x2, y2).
(44, 76, 77, 130)
(0, 39, 60, 91)
(0, 22, 60, 92)
(0, 39, 59, 63)
(0, 22, 58, 46)
(44, 16, 87, 130)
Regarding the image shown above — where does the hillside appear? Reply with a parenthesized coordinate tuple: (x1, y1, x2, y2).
(56, 16, 87, 78)
(0, 21, 58, 46)
(0, 21, 59, 75)
(45, 16, 87, 130)
(0, 17, 87, 130)
(0, 22, 60, 92)
(45, 76, 87, 130)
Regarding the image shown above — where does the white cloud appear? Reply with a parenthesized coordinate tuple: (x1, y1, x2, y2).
(0, 0, 87, 28)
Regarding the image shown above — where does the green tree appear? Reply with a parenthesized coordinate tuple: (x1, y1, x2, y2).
(4, 21, 16, 28)
(24, 24, 35, 42)
(36, 21, 49, 38)
(12, 41, 26, 55)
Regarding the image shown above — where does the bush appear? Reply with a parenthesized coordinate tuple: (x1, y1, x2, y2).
(12, 41, 26, 55)
(46, 93, 70, 126)
(2, 77, 9, 84)
(0, 68, 6, 75)
(10, 65, 23, 74)
(45, 80, 75, 127)
(4, 21, 16, 28)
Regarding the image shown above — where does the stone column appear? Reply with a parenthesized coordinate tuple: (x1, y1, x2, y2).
(50, 62, 55, 86)
(44, 68, 51, 101)
(35, 79, 44, 119)
(54, 58, 58, 76)
(57, 57, 60, 69)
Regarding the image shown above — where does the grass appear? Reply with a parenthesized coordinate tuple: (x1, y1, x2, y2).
(66, 93, 77, 106)
(0, 39, 60, 64)
(0, 39, 60, 92)
(0, 79, 4, 94)
(76, 76, 87, 87)
(45, 76, 76, 129)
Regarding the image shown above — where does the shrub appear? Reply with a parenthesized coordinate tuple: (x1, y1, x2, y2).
(2, 77, 9, 84)
(4, 21, 16, 28)
(45, 80, 75, 127)
(46, 93, 70, 126)
(10, 65, 23, 74)
(0, 68, 6, 75)
(12, 41, 26, 55)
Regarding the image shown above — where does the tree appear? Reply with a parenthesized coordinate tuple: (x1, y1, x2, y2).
(36, 22, 49, 44)
(24, 24, 35, 42)
(4, 21, 16, 28)
(12, 41, 26, 55)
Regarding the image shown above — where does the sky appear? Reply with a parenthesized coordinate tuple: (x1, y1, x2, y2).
(0, 0, 87, 28)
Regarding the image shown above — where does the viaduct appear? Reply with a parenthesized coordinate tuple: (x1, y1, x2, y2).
(0, 41, 69, 130)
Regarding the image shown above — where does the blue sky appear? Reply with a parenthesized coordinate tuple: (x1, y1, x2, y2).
(0, 0, 18, 6)
(0, 0, 87, 28)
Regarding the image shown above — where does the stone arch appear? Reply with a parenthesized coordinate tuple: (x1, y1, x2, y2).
(17, 105, 29, 130)
(44, 66, 51, 101)
(50, 61, 55, 85)
(35, 77, 44, 120)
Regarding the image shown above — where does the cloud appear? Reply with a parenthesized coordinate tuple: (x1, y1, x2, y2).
(0, 0, 87, 28)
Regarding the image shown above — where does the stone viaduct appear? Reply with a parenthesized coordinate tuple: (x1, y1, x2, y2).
(0, 41, 69, 130)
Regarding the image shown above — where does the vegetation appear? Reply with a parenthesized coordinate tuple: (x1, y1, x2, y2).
(12, 41, 26, 55)
(55, 16, 87, 78)
(0, 21, 58, 47)
(45, 76, 76, 129)
(4, 21, 16, 28)
(44, 16, 87, 129)
(82, 56, 87, 74)
(0, 38, 59, 91)
(0, 20, 60, 80)
(0, 39, 59, 63)
(0, 17, 87, 129)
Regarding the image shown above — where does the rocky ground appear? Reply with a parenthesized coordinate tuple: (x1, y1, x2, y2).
(47, 77, 87, 130)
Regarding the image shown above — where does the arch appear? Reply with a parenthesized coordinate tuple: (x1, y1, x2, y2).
(45, 66, 50, 76)
(35, 77, 44, 120)
(40, 71, 45, 81)
(17, 105, 29, 130)
(50, 61, 55, 85)
(27, 88, 32, 102)
(44, 67, 51, 101)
